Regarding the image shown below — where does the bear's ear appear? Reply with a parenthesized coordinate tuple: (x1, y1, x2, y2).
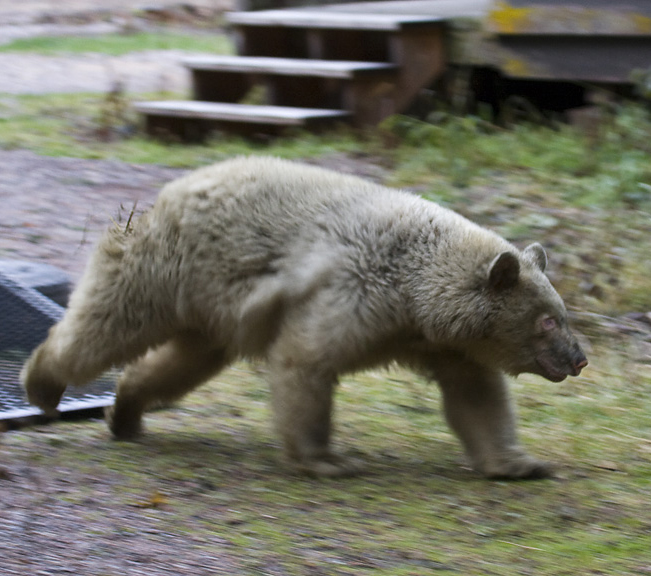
(523, 242, 547, 272)
(488, 251, 520, 291)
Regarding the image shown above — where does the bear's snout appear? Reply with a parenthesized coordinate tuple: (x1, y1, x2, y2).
(534, 337, 588, 382)
(571, 348, 588, 376)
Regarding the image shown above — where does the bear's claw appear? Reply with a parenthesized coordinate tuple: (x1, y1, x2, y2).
(483, 456, 554, 480)
(291, 454, 365, 478)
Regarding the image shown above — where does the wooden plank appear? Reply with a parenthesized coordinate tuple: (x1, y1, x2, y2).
(227, 9, 443, 31)
(183, 55, 397, 79)
(487, 0, 651, 36)
(492, 35, 651, 82)
(310, 0, 490, 18)
(134, 101, 350, 126)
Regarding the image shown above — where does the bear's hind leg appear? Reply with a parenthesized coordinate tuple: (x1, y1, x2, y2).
(432, 357, 551, 479)
(20, 342, 69, 416)
(22, 229, 172, 414)
(21, 306, 149, 416)
(106, 332, 228, 440)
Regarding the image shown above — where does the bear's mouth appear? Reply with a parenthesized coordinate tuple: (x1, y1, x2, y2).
(535, 356, 569, 383)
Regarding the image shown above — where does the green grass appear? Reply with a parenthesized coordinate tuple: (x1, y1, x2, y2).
(0, 31, 234, 56)
(381, 111, 651, 206)
(3, 354, 651, 575)
(0, 93, 365, 167)
(1, 91, 649, 209)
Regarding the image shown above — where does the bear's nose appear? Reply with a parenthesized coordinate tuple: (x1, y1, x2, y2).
(572, 355, 588, 376)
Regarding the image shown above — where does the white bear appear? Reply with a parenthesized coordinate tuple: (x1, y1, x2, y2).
(22, 156, 587, 478)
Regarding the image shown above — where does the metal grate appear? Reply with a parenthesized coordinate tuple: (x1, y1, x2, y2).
(0, 272, 116, 425)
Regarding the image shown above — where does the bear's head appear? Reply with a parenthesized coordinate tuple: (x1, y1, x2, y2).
(479, 242, 588, 382)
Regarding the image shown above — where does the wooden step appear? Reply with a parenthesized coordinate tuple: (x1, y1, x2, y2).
(226, 9, 443, 31)
(228, 6, 445, 63)
(135, 100, 350, 140)
(183, 55, 397, 79)
(134, 2, 453, 139)
(309, 0, 490, 19)
(135, 100, 349, 124)
(183, 55, 399, 119)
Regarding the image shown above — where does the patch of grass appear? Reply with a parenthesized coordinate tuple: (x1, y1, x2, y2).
(377, 108, 651, 318)
(3, 355, 651, 575)
(382, 106, 651, 209)
(0, 93, 368, 167)
(0, 31, 234, 56)
(2, 91, 649, 210)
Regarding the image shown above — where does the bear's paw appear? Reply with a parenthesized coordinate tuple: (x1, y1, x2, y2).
(291, 453, 365, 478)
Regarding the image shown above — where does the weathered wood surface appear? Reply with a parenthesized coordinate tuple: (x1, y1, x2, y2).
(134, 100, 350, 125)
(136, 1, 487, 138)
(227, 9, 444, 31)
(183, 55, 397, 78)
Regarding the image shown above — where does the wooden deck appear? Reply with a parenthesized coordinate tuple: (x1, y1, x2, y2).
(136, 1, 488, 139)
(135, 0, 651, 138)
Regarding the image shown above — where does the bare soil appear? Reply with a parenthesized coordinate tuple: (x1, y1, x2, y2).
(0, 7, 245, 573)
(0, 149, 183, 280)
(0, 1, 237, 277)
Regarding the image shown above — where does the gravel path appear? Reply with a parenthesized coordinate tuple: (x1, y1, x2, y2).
(0, 0, 226, 26)
(0, 150, 185, 280)
(0, 1, 230, 277)
(0, 0, 233, 94)
(0, 50, 202, 95)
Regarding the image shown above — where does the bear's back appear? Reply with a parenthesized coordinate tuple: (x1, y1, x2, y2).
(150, 156, 511, 283)
(156, 156, 394, 224)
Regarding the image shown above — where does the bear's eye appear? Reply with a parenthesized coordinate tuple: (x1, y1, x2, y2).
(541, 317, 557, 331)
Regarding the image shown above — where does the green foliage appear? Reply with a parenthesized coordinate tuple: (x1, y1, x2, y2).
(381, 106, 651, 209)
(0, 93, 367, 167)
(0, 32, 234, 56)
(2, 90, 649, 211)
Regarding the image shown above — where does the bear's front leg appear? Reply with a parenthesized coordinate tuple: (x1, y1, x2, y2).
(267, 354, 362, 478)
(433, 358, 552, 480)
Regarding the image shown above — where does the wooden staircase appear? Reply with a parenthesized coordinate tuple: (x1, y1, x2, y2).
(135, 4, 446, 140)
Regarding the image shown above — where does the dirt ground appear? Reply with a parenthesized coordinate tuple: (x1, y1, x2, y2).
(0, 149, 184, 280)
(0, 0, 235, 95)
(0, 5, 260, 575)
(0, 0, 233, 278)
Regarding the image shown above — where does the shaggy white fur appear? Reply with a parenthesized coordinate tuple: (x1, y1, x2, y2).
(22, 157, 587, 478)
